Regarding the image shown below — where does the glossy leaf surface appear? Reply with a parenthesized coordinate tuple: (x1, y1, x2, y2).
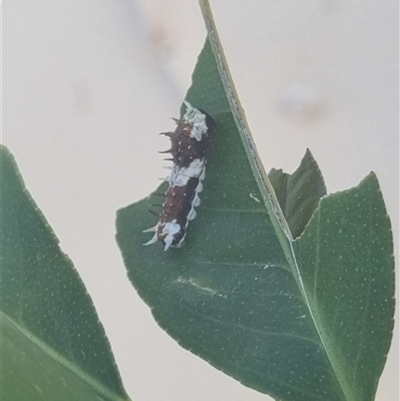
(1, 146, 130, 401)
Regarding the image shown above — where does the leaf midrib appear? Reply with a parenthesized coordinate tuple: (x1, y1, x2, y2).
(1, 312, 130, 401)
(199, 2, 353, 400)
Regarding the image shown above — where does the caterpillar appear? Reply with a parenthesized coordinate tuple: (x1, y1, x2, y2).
(143, 101, 216, 251)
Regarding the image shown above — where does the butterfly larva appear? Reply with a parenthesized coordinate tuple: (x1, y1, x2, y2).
(143, 101, 216, 250)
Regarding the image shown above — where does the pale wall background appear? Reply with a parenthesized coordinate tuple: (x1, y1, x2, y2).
(3, 1, 399, 400)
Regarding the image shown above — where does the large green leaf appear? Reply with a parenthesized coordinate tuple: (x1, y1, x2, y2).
(116, 3, 394, 401)
(0, 145, 130, 401)
(293, 173, 394, 401)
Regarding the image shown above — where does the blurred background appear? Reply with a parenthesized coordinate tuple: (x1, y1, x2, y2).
(3, 1, 398, 400)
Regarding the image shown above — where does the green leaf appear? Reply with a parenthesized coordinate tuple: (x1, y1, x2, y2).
(0, 145, 130, 401)
(268, 148, 327, 239)
(116, 3, 394, 401)
(293, 172, 395, 401)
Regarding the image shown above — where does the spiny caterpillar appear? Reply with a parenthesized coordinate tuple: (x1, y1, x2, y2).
(143, 101, 216, 250)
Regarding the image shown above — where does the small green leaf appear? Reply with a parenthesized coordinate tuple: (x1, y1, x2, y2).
(269, 148, 327, 238)
(116, 3, 394, 401)
(1, 145, 130, 401)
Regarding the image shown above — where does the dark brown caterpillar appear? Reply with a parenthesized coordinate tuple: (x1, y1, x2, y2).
(143, 102, 216, 250)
